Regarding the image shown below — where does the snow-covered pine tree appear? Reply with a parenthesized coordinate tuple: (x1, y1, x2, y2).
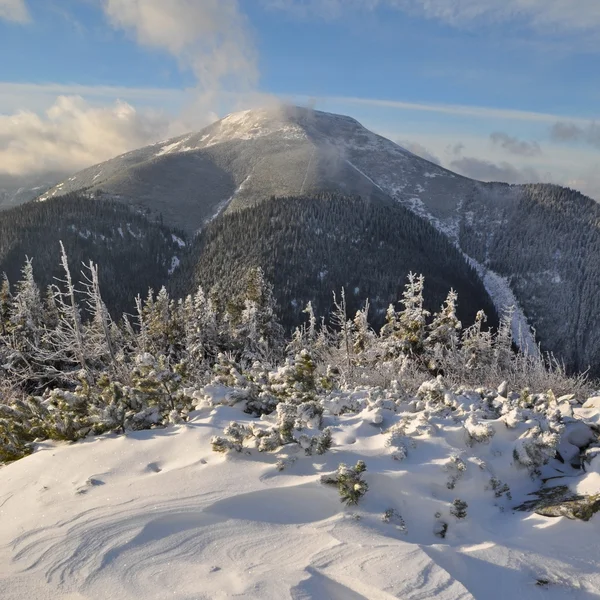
(352, 300, 375, 357)
(10, 258, 45, 347)
(0, 275, 12, 336)
(3, 259, 50, 387)
(180, 286, 219, 369)
(380, 303, 402, 359)
(493, 307, 515, 375)
(234, 267, 284, 363)
(382, 273, 431, 360)
(461, 310, 494, 378)
(426, 289, 461, 351)
(80, 260, 118, 372)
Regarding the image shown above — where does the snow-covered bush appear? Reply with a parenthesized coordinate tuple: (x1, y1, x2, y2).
(321, 461, 369, 506)
(450, 498, 468, 519)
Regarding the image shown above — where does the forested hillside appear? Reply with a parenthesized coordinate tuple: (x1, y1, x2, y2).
(0, 194, 186, 317)
(460, 183, 600, 375)
(174, 193, 498, 332)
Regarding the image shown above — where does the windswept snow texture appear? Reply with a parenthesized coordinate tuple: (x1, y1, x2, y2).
(1, 392, 600, 599)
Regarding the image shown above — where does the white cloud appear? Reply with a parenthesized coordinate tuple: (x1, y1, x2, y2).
(0, 95, 182, 176)
(397, 140, 441, 165)
(0, 0, 30, 23)
(490, 132, 542, 157)
(265, 0, 600, 32)
(102, 0, 257, 93)
(324, 95, 596, 125)
(449, 156, 541, 184)
(0, 82, 187, 115)
(551, 121, 600, 148)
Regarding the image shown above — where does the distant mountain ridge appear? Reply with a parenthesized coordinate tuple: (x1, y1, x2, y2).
(18, 105, 600, 374)
(0, 172, 64, 210)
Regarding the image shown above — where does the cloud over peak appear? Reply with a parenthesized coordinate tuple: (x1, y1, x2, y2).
(102, 0, 258, 93)
(551, 121, 600, 148)
(450, 156, 540, 185)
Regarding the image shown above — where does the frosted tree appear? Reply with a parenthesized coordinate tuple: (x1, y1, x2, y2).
(461, 310, 493, 376)
(80, 260, 118, 371)
(234, 267, 284, 363)
(37, 243, 88, 381)
(4, 259, 52, 387)
(381, 273, 430, 359)
(0, 275, 12, 336)
(427, 289, 461, 351)
(493, 307, 515, 374)
(288, 301, 318, 354)
(352, 300, 374, 356)
(331, 289, 355, 377)
(380, 303, 401, 359)
(180, 286, 219, 367)
(10, 258, 44, 346)
(398, 273, 430, 356)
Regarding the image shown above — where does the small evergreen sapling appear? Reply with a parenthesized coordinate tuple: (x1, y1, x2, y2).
(321, 460, 369, 506)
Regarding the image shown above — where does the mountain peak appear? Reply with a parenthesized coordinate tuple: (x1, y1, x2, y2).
(203, 104, 366, 148)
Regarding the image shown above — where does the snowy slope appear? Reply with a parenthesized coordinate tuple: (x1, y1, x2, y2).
(2, 384, 600, 599)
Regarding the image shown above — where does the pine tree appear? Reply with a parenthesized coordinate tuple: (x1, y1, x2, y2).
(427, 289, 461, 351)
(234, 267, 284, 362)
(10, 258, 44, 346)
(461, 310, 493, 374)
(381, 273, 431, 359)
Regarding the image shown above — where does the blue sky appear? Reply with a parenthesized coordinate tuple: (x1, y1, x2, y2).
(1, 0, 599, 198)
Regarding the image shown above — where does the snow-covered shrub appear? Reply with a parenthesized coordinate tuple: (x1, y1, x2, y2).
(444, 454, 467, 490)
(0, 398, 48, 462)
(433, 515, 448, 538)
(321, 461, 369, 506)
(450, 498, 468, 519)
(464, 414, 495, 445)
(211, 422, 254, 453)
(487, 477, 512, 500)
(513, 426, 561, 473)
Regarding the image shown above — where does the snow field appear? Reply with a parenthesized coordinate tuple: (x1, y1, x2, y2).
(2, 381, 600, 599)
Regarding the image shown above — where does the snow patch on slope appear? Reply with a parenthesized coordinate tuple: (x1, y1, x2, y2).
(467, 257, 539, 356)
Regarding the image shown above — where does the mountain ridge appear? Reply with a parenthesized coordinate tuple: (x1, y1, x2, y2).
(18, 105, 600, 374)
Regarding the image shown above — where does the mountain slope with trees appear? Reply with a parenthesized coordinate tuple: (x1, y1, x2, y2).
(0, 193, 186, 318)
(23, 106, 600, 374)
(172, 193, 498, 332)
(460, 183, 600, 374)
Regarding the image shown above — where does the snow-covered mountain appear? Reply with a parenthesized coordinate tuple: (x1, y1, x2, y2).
(29, 106, 600, 374)
(39, 105, 473, 235)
